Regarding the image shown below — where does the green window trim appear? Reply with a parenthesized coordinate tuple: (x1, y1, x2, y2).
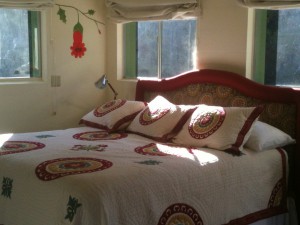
(28, 11, 42, 78)
(124, 22, 137, 79)
(254, 10, 283, 86)
(253, 10, 267, 84)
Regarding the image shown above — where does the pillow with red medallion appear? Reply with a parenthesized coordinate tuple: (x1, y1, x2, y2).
(79, 99, 147, 132)
(126, 95, 196, 142)
(172, 105, 264, 154)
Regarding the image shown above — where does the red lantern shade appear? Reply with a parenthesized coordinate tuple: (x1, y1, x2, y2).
(70, 23, 87, 58)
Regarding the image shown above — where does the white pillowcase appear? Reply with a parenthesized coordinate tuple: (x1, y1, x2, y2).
(127, 95, 196, 142)
(80, 99, 147, 132)
(172, 105, 263, 154)
(245, 121, 296, 151)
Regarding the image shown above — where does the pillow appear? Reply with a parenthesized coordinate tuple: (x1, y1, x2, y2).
(172, 105, 264, 154)
(79, 99, 147, 132)
(126, 95, 196, 142)
(244, 121, 296, 151)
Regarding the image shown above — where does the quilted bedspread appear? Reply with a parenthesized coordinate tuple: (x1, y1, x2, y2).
(0, 127, 287, 225)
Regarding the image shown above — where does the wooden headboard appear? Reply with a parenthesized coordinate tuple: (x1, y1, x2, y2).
(135, 69, 300, 218)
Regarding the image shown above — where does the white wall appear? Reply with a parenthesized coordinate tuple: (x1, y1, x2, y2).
(0, 0, 249, 133)
(197, 0, 248, 74)
(0, 0, 107, 133)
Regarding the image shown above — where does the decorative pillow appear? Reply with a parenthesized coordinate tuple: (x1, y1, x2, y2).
(245, 121, 296, 151)
(126, 95, 196, 142)
(172, 105, 264, 154)
(79, 99, 147, 132)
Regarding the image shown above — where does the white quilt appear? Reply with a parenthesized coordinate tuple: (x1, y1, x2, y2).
(0, 127, 287, 225)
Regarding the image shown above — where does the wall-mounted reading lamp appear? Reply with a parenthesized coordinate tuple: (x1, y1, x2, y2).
(95, 74, 118, 100)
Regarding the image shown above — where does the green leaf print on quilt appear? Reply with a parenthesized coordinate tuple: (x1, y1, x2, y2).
(136, 160, 162, 165)
(1, 177, 13, 198)
(70, 144, 107, 152)
(36, 135, 55, 139)
(65, 195, 82, 222)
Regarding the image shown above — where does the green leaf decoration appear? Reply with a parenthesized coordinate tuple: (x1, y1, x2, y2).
(55, 4, 105, 36)
(65, 195, 82, 222)
(57, 7, 67, 23)
(73, 22, 84, 34)
(88, 9, 95, 16)
(1, 177, 13, 199)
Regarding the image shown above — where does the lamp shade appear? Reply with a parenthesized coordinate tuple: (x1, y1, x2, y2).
(95, 74, 118, 100)
(95, 74, 108, 89)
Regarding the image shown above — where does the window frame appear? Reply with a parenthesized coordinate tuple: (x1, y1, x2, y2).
(0, 8, 50, 84)
(251, 9, 300, 87)
(123, 20, 197, 79)
(253, 9, 278, 85)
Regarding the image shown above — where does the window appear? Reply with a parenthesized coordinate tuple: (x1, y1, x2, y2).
(124, 20, 197, 79)
(254, 9, 300, 87)
(0, 9, 42, 80)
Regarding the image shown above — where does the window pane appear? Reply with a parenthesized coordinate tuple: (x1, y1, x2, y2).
(0, 9, 41, 78)
(125, 20, 197, 79)
(276, 9, 300, 85)
(161, 20, 196, 78)
(137, 21, 159, 77)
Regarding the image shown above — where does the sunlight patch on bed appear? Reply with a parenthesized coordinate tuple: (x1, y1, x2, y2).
(156, 143, 219, 166)
(189, 149, 219, 165)
(0, 133, 14, 147)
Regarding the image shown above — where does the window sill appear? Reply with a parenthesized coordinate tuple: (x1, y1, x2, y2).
(119, 78, 137, 83)
(0, 77, 46, 85)
(120, 77, 162, 82)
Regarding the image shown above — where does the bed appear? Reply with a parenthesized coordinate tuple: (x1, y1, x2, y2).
(0, 69, 299, 225)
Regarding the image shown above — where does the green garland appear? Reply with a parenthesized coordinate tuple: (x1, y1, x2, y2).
(56, 4, 105, 34)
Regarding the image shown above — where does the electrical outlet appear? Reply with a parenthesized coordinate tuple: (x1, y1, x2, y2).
(51, 75, 61, 87)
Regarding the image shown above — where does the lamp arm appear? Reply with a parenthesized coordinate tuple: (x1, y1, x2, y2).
(107, 82, 118, 100)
